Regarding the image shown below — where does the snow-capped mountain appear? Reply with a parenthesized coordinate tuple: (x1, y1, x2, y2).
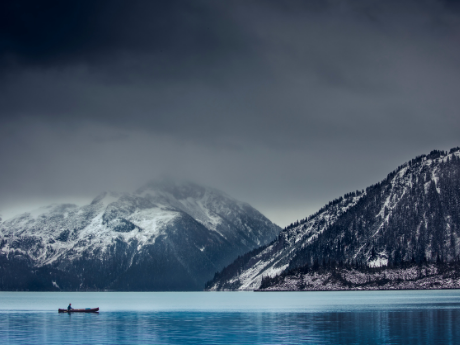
(0, 180, 281, 291)
(207, 148, 460, 291)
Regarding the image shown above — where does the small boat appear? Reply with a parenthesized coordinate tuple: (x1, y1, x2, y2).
(58, 307, 99, 313)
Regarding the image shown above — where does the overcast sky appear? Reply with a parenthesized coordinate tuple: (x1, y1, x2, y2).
(1, 0, 460, 226)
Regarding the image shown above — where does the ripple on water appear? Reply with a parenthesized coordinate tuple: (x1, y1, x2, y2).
(1, 291, 460, 344)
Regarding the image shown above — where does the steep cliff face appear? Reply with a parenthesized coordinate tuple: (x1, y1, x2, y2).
(0, 180, 280, 291)
(207, 148, 460, 291)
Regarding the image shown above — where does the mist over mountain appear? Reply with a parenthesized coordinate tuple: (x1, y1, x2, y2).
(207, 147, 460, 291)
(0, 180, 280, 291)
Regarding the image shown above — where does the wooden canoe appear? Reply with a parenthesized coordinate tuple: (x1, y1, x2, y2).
(58, 308, 99, 313)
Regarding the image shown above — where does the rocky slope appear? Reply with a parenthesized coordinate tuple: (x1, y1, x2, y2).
(207, 147, 460, 291)
(257, 263, 460, 291)
(0, 180, 280, 291)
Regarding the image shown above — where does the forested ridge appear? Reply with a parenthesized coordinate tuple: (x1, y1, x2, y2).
(207, 147, 460, 291)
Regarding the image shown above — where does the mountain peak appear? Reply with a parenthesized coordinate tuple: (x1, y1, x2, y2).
(0, 178, 280, 291)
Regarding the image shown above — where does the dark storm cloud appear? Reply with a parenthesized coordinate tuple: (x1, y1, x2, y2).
(1, 0, 460, 226)
(0, 0, 242, 66)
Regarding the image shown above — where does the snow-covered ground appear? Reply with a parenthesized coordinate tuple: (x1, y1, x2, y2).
(258, 264, 460, 291)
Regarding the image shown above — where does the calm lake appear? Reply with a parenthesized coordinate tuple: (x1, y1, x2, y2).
(1, 290, 460, 344)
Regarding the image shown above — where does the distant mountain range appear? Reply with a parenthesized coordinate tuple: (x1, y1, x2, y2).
(206, 147, 460, 291)
(0, 180, 280, 291)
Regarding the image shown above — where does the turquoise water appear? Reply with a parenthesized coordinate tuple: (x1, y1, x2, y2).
(1, 291, 460, 344)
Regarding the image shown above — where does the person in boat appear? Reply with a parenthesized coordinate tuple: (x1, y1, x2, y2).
(67, 303, 73, 311)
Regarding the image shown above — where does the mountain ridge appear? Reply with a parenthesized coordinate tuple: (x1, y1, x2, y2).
(206, 147, 460, 291)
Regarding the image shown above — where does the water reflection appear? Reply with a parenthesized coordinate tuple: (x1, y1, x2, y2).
(1, 308, 460, 344)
